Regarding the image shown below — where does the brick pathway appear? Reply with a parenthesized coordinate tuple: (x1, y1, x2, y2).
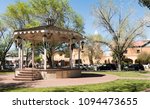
(0, 73, 119, 88)
(1, 73, 150, 88)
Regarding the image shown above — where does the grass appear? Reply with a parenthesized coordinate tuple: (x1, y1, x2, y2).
(1, 71, 150, 92)
(89, 71, 150, 78)
(0, 71, 14, 75)
(5, 79, 150, 92)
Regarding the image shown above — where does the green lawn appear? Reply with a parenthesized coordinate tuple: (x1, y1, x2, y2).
(1, 71, 150, 92)
(0, 71, 14, 75)
(5, 79, 150, 92)
(89, 71, 150, 78)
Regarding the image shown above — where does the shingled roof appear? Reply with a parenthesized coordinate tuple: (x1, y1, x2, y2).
(132, 40, 150, 47)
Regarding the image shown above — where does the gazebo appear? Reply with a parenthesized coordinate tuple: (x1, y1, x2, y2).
(13, 19, 84, 81)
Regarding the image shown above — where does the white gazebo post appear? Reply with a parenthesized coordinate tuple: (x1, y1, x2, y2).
(31, 43, 35, 69)
(78, 41, 81, 68)
(43, 36, 47, 70)
(20, 39, 23, 70)
(18, 45, 21, 69)
(69, 39, 73, 68)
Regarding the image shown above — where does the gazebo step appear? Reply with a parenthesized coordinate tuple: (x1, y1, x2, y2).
(13, 77, 34, 81)
(15, 75, 34, 78)
(18, 73, 34, 76)
(20, 71, 33, 73)
(14, 70, 38, 81)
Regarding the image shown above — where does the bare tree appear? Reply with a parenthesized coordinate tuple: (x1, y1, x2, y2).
(83, 34, 103, 65)
(93, 0, 149, 71)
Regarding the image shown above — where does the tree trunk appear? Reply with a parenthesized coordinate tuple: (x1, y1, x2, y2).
(25, 48, 29, 67)
(1, 54, 6, 70)
(117, 54, 123, 71)
(89, 54, 93, 65)
(117, 61, 121, 71)
(47, 54, 53, 68)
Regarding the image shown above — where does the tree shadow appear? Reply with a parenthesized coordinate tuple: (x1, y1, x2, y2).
(0, 82, 30, 92)
(0, 78, 3, 81)
(80, 73, 105, 78)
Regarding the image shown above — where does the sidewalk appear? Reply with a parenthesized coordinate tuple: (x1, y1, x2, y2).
(0, 73, 119, 88)
(1, 73, 150, 88)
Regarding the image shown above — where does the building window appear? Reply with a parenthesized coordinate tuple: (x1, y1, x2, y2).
(137, 50, 140, 53)
(124, 50, 128, 54)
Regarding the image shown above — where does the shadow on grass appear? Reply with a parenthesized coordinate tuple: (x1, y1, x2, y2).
(0, 82, 30, 92)
(81, 73, 105, 78)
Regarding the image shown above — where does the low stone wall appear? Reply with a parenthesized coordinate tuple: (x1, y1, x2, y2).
(41, 69, 81, 79)
(15, 68, 81, 80)
(56, 69, 81, 78)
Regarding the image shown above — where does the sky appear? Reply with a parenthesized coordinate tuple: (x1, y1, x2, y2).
(0, 0, 150, 38)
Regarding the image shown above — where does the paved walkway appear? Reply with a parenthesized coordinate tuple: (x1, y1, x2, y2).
(0, 73, 150, 88)
(0, 73, 119, 88)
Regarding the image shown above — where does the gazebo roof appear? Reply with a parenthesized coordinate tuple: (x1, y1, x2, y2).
(13, 25, 83, 43)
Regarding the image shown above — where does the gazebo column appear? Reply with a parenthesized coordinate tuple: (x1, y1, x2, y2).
(69, 39, 73, 68)
(78, 41, 81, 68)
(31, 43, 35, 69)
(20, 40, 24, 70)
(43, 37, 47, 70)
(18, 46, 21, 68)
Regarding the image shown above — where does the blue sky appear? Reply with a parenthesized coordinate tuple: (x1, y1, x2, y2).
(0, 0, 150, 38)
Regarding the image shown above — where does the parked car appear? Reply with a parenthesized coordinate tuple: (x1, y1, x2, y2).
(75, 64, 88, 71)
(123, 64, 144, 71)
(98, 64, 117, 70)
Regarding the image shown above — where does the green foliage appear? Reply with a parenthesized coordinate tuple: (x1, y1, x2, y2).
(2, 1, 40, 29)
(136, 52, 150, 64)
(139, 0, 150, 9)
(0, 20, 13, 69)
(29, 0, 84, 32)
(34, 55, 42, 63)
(97, 71, 150, 78)
(6, 79, 150, 92)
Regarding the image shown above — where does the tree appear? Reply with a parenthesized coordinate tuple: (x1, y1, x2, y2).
(136, 52, 150, 64)
(139, 0, 150, 9)
(28, 0, 84, 67)
(93, 0, 148, 71)
(0, 21, 13, 69)
(2, 0, 84, 68)
(83, 34, 103, 65)
(1, 1, 40, 67)
(29, 0, 84, 33)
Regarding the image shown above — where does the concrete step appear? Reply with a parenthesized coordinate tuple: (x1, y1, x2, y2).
(19, 71, 33, 74)
(13, 77, 34, 81)
(18, 73, 34, 76)
(15, 75, 34, 78)
(14, 70, 40, 81)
